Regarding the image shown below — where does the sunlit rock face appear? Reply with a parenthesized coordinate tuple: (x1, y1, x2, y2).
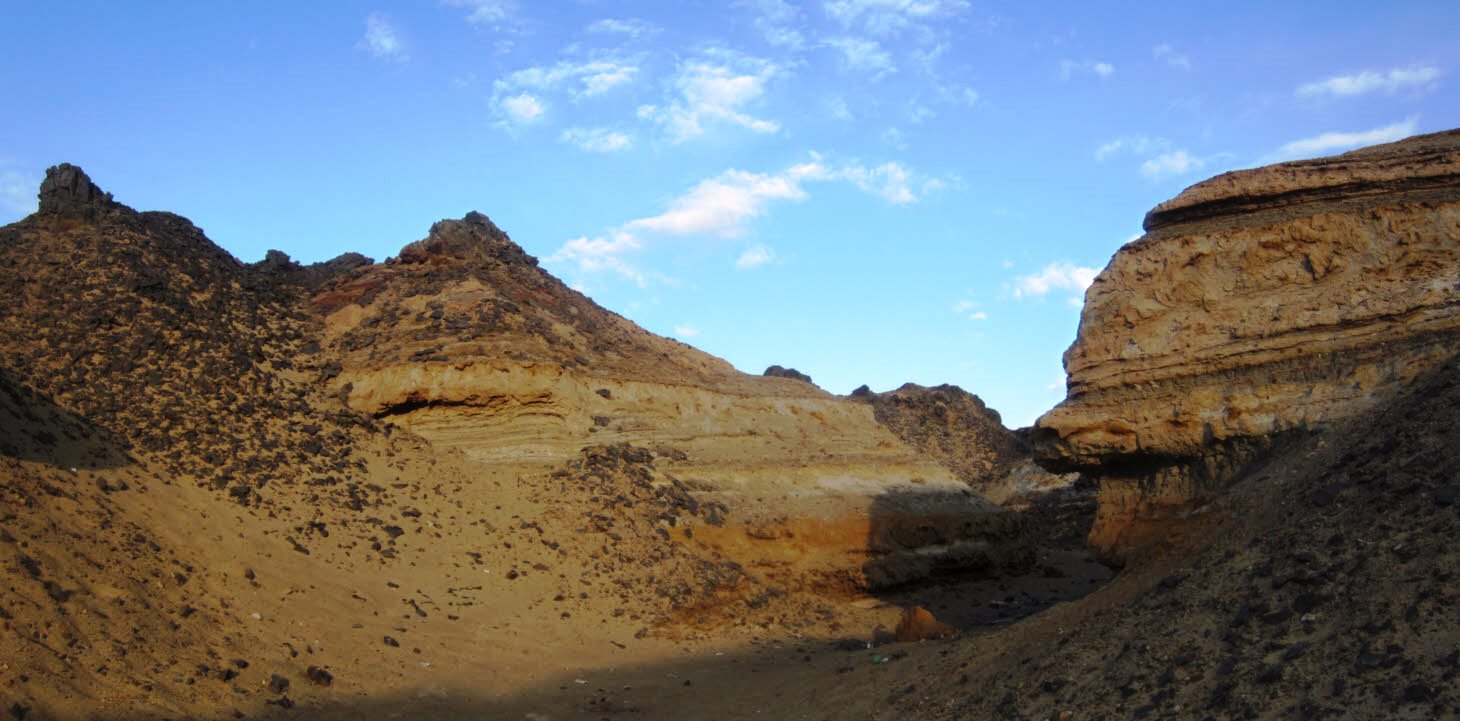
(314, 212, 1034, 590)
(1033, 129, 1460, 563)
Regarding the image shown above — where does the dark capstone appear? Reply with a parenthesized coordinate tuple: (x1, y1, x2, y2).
(763, 365, 814, 384)
(267, 674, 290, 693)
(850, 384, 873, 398)
(38, 163, 118, 219)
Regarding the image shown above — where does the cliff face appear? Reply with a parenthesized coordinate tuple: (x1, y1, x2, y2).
(1032, 129, 1460, 562)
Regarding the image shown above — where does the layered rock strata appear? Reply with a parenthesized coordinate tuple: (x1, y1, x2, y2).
(314, 211, 1031, 590)
(1033, 129, 1460, 562)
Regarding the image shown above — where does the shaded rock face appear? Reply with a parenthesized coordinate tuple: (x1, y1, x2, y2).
(763, 365, 814, 385)
(1033, 129, 1460, 563)
(37, 163, 118, 219)
(858, 383, 1024, 490)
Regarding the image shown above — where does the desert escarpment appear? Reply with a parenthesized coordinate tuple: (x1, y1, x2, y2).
(312, 214, 1032, 592)
(1033, 129, 1460, 562)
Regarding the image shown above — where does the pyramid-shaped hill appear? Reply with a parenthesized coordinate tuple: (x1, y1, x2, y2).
(303, 193, 1034, 592)
(0, 164, 1038, 718)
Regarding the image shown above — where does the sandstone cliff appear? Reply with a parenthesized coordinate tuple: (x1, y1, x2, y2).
(1032, 129, 1460, 562)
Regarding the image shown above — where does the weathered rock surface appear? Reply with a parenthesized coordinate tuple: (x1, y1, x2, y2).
(1033, 129, 1460, 562)
(313, 215, 1033, 592)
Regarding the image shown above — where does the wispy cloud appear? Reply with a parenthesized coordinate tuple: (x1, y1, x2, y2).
(1269, 118, 1418, 161)
(637, 56, 780, 143)
(823, 37, 896, 77)
(1152, 43, 1190, 70)
(824, 0, 970, 36)
(1141, 150, 1205, 179)
(736, 245, 776, 269)
(1012, 262, 1099, 300)
(585, 18, 659, 37)
(444, 0, 513, 27)
(500, 93, 545, 124)
(550, 154, 939, 284)
(559, 127, 632, 152)
(360, 12, 407, 63)
(673, 324, 701, 339)
(1297, 66, 1440, 98)
(1095, 135, 1170, 161)
(549, 232, 647, 285)
(496, 58, 640, 100)
(951, 300, 987, 320)
(739, 0, 806, 49)
(1060, 59, 1114, 80)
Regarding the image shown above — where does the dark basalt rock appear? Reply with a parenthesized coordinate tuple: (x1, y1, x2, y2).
(37, 163, 119, 219)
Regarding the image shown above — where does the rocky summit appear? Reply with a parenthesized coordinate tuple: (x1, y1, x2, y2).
(4, 130, 1460, 721)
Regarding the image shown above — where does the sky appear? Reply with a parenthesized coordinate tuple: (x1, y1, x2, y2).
(3, 2, 1458, 427)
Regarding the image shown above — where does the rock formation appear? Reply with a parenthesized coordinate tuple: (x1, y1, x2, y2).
(311, 213, 1032, 593)
(1032, 129, 1460, 562)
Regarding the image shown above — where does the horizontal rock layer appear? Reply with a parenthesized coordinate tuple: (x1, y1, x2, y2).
(320, 219, 1031, 589)
(1033, 129, 1460, 562)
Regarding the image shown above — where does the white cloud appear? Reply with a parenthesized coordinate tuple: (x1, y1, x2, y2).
(1060, 59, 1114, 80)
(1271, 118, 1418, 161)
(1297, 66, 1440, 98)
(444, 0, 512, 26)
(638, 57, 780, 143)
(500, 93, 545, 123)
(627, 169, 807, 237)
(496, 58, 640, 100)
(1141, 150, 1205, 179)
(1152, 43, 1190, 70)
(739, 0, 806, 49)
(951, 300, 987, 320)
(548, 232, 647, 286)
(360, 13, 407, 63)
(1095, 135, 1170, 161)
(824, 0, 970, 35)
(962, 87, 980, 105)
(551, 155, 939, 284)
(736, 245, 775, 269)
(839, 161, 918, 204)
(823, 37, 895, 76)
(585, 18, 659, 37)
(560, 127, 632, 152)
(673, 324, 701, 338)
(1013, 262, 1099, 299)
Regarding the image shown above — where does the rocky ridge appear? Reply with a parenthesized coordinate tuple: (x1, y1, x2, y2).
(1032, 129, 1460, 562)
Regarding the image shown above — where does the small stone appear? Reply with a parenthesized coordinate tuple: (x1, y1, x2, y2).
(383, 636, 400, 647)
(306, 666, 333, 686)
(267, 674, 290, 693)
(894, 606, 957, 642)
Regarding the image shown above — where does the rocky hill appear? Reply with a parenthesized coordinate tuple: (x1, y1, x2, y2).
(0, 165, 1037, 719)
(1032, 129, 1460, 563)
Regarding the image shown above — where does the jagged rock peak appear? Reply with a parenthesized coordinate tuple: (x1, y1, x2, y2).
(398, 210, 537, 267)
(38, 163, 118, 218)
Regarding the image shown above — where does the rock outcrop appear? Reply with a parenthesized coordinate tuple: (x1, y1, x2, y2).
(311, 214, 1033, 592)
(1033, 129, 1460, 563)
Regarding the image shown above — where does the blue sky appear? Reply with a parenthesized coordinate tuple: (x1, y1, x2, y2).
(3, 2, 1457, 426)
